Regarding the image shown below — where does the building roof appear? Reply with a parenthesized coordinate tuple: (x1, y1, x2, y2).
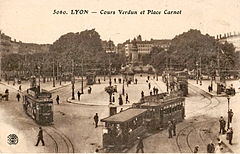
(101, 108, 147, 123)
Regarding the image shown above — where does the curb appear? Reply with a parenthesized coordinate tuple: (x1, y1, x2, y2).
(66, 97, 133, 107)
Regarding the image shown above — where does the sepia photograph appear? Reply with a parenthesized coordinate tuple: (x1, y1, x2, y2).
(0, 0, 240, 153)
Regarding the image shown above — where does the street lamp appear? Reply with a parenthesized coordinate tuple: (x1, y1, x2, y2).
(227, 96, 230, 129)
(196, 62, 199, 84)
(122, 79, 125, 95)
(37, 66, 41, 88)
(59, 64, 62, 85)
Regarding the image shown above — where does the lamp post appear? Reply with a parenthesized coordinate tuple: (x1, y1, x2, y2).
(227, 96, 230, 129)
(196, 62, 199, 84)
(37, 66, 41, 88)
(122, 79, 125, 95)
(53, 61, 55, 87)
(71, 59, 75, 100)
(59, 64, 62, 85)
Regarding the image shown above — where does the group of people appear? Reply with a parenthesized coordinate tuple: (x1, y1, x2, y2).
(219, 114, 234, 146)
(167, 119, 177, 138)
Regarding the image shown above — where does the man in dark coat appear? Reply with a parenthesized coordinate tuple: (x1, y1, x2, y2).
(172, 119, 176, 136)
(94, 113, 99, 128)
(119, 94, 123, 106)
(141, 91, 144, 98)
(219, 116, 225, 134)
(35, 127, 45, 146)
(56, 95, 60, 105)
(228, 109, 234, 123)
(167, 121, 173, 138)
(136, 137, 144, 153)
(77, 91, 81, 101)
(16, 93, 21, 102)
(227, 127, 233, 145)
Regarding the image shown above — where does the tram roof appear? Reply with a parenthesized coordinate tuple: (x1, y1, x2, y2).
(140, 96, 185, 107)
(101, 108, 147, 123)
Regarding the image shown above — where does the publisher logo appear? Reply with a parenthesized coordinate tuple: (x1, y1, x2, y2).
(7, 134, 18, 145)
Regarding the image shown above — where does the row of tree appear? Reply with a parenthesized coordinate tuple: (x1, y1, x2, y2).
(142, 29, 239, 75)
(1, 29, 239, 78)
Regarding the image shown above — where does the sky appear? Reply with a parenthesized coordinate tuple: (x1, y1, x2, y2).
(0, 0, 240, 44)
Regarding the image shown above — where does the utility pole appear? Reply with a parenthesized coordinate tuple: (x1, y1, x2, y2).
(200, 57, 202, 85)
(81, 57, 84, 94)
(108, 54, 112, 86)
(59, 63, 62, 85)
(53, 61, 55, 87)
(0, 51, 2, 81)
(56, 61, 59, 81)
(71, 59, 75, 100)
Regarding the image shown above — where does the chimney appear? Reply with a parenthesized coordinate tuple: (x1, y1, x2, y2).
(220, 34, 222, 39)
(216, 35, 219, 39)
(230, 32, 232, 37)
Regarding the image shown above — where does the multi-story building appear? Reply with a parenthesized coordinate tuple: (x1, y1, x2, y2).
(123, 35, 171, 64)
(0, 31, 50, 55)
(102, 40, 115, 53)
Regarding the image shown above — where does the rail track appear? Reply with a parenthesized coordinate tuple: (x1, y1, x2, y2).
(43, 126, 74, 153)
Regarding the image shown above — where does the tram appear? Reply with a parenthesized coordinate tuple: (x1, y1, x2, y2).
(134, 93, 185, 130)
(101, 108, 148, 150)
(23, 86, 53, 124)
(101, 93, 185, 150)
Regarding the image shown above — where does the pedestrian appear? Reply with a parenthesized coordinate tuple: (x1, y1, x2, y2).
(56, 95, 60, 104)
(35, 127, 45, 146)
(120, 108, 123, 112)
(172, 119, 176, 136)
(228, 109, 234, 123)
(119, 78, 121, 84)
(148, 82, 151, 89)
(147, 76, 150, 80)
(19, 85, 22, 91)
(112, 94, 115, 103)
(5, 89, 9, 101)
(208, 85, 211, 92)
(193, 145, 199, 153)
(126, 93, 129, 104)
(16, 93, 21, 102)
(136, 137, 144, 153)
(156, 88, 159, 94)
(207, 143, 212, 153)
(150, 91, 152, 96)
(135, 78, 138, 84)
(210, 142, 215, 153)
(77, 91, 81, 101)
(98, 78, 100, 84)
(153, 87, 156, 95)
(219, 116, 225, 134)
(141, 91, 144, 98)
(127, 81, 129, 87)
(114, 78, 116, 83)
(94, 113, 99, 128)
(226, 127, 233, 145)
(167, 121, 173, 138)
(119, 94, 123, 106)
